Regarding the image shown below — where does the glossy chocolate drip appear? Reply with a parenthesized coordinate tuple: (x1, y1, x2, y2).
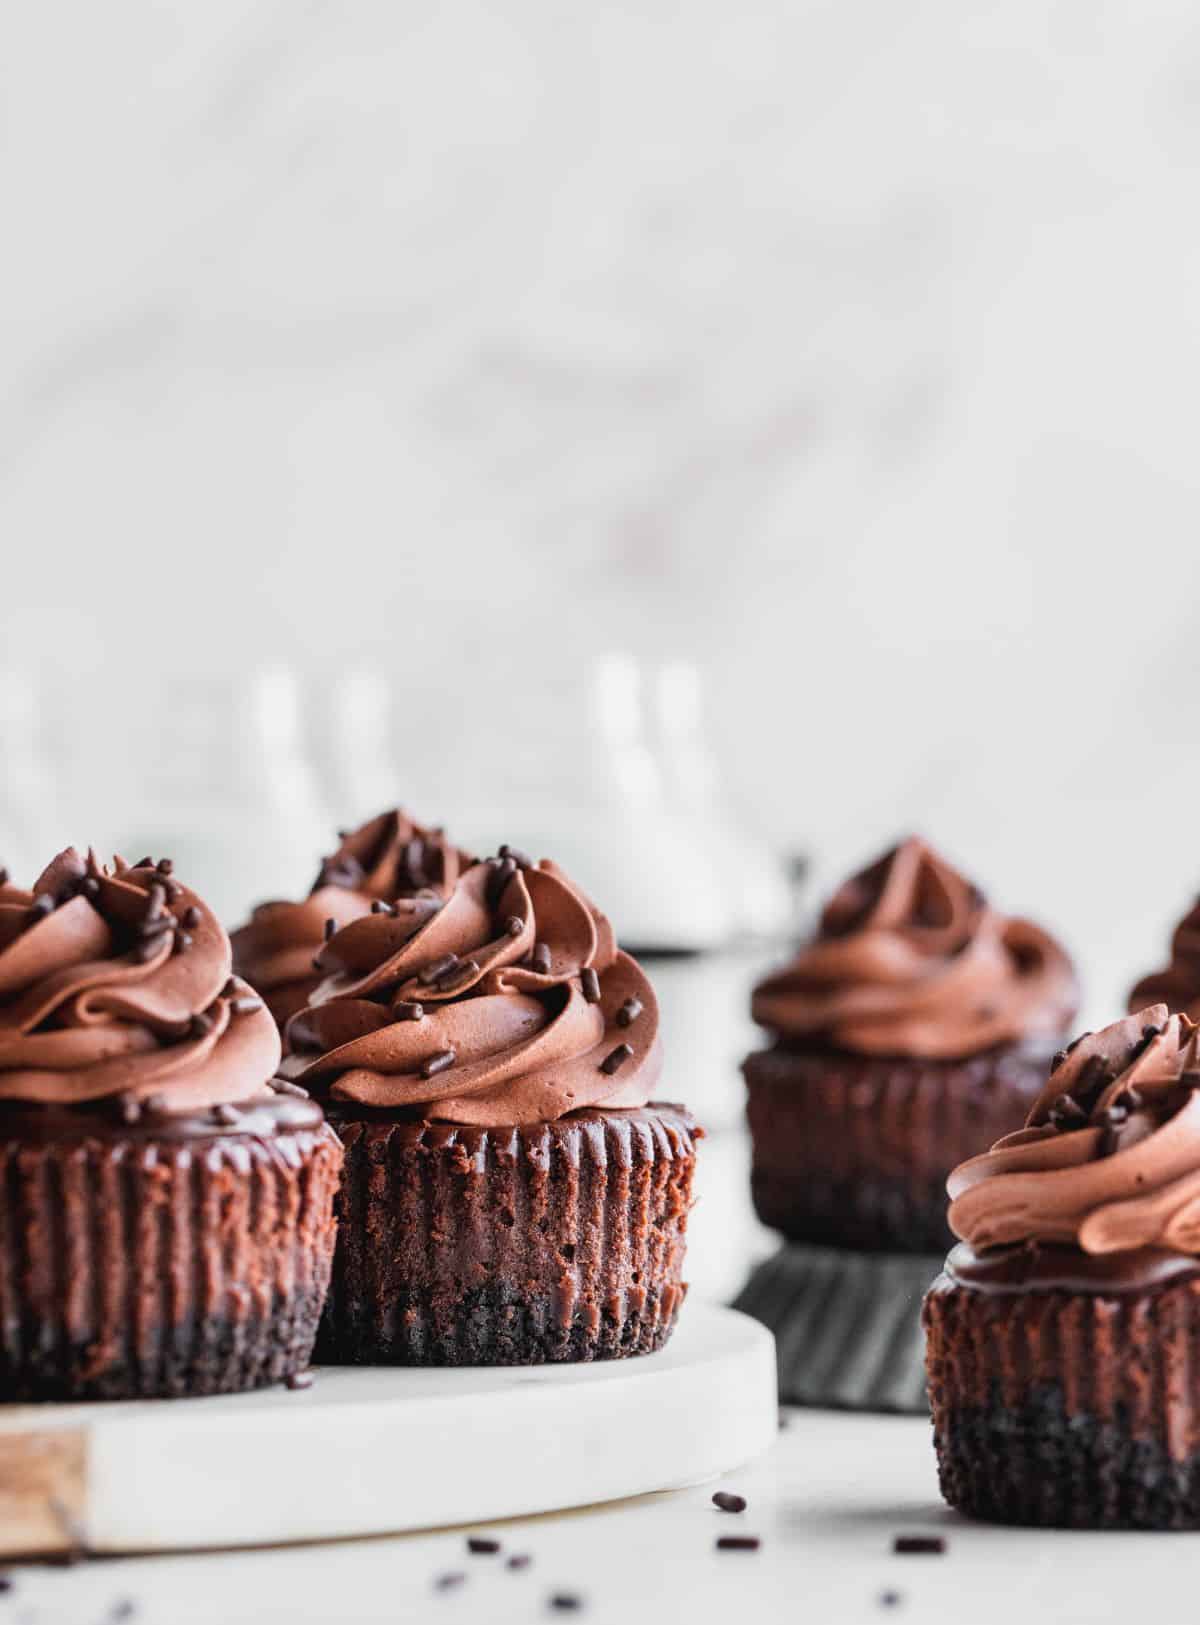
(944, 1240, 1200, 1294)
(0, 1092, 323, 1142)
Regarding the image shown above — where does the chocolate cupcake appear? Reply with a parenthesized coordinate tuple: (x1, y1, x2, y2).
(0, 848, 341, 1402)
(1130, 896, 1200, 1017)
(926, 1006, 1200, 1529)
(232, 809, 474, 1034)
(735, 837, 1077, 1411)
(279, 849, 700, 1365)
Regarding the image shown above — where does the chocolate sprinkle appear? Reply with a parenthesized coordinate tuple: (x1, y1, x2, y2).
(616, 997, 643, 1028)
(230, 995, 263, 1016)
(893, 1536, 945, 1555)
(487, 856, 518, 907)
(156, 858, 174, 875)
(505, 915, 524, 937)
(420, 953, 459, 986)
(467, 1537, 501, 1554)
(434, 1573, 466, 1592)
(549, 1596, 584, 1612)
(182, 905, 200, 929)
(421, 1048, 457, 1079)
(144, 883, 166, 921)
(880, 1592, 903, 1609)
(580, 966, 601, 1003)
(393, 1001, 425, 1021)
(507, 1555, 532, 1571)
(285, 1370, 314, 1391)
(434, 958, 480, 992)
(531, 942, 552, 975)
(599, 1042, 633, 1076)
(1048, 1093, 1087, 1131)
(712, 1492, 747, 1513)
(716, 1536, 760, 1551)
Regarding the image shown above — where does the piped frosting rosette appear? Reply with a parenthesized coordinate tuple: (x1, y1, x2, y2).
(0, 848, 280, 1118)
(232, 809, 474, 1030)
(1130, 899, 1200, 1021)
(281, 848, 662, 1127)
(948, 1006, 1200, 1259)
(752, 837, 1078, 1058)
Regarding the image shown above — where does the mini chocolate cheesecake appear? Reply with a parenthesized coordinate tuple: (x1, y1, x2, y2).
(0, 848, 341, 1402)
(926, 1007, 1200, 1529)
(745, 838, 1079, 1252)
(279, 847, 701, 1365)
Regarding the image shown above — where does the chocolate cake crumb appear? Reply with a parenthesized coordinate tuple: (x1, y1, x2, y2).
(467, 1536, 500, 1554)
(716, 1535, 760, 1551)
(712, 1492, 747, 1513)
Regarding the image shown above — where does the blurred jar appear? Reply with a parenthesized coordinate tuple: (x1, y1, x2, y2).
(0, 669, 60, 881)
(94, 667, 328, 923)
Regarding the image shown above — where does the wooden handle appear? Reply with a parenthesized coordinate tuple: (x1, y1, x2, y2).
(0, 1427, 87, 1558)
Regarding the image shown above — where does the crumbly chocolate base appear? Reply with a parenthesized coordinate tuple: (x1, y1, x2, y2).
(0, 1290, 331, 1403)
(0, 1121, 342, 1402)
(318, 1102, 699, 1366)
(925, 1270, 1200, 1529)
(745, 1042, 1055, 1252)
(318, 1282, 677, 1366)
(932, 1388, 1200, 1530)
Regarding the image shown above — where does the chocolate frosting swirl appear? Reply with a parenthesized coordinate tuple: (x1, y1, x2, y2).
(948, 1005, 1200, 1260)
(1130, 898, 1200, 1020)
(280, 852, 662, 1126)
(0, 849, 281, 1118)
(232, 810, 474, 1030)
(751, 837, 1078, 1059)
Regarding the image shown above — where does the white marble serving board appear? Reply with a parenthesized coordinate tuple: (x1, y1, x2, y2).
(0, 1304, 775, 1559)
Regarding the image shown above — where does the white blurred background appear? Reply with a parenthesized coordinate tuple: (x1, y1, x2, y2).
(3, 1, 1199, 1288)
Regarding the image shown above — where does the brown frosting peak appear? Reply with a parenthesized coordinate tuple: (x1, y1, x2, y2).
(948, 1005, 1200, 1257)
(1130, 898, 1200, 1020)
(232, 809, 474, 1031)
(751, 837, 1078, 1059)
(280, 851, 662, 1126)
(0, 849, 280, 1118)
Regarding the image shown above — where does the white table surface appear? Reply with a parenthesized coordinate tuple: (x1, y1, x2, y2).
(5, 1401, 1185, 1625)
